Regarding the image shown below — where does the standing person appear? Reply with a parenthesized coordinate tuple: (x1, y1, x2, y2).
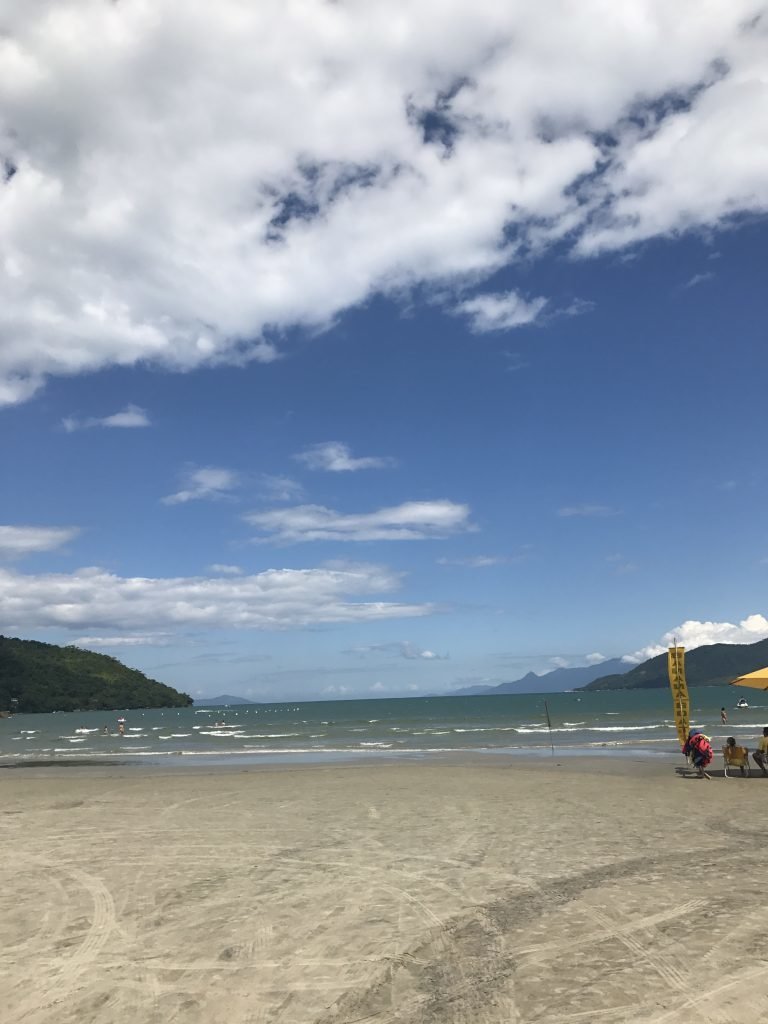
(720, 707, 728, 725)
(682, 728, 713, 779)
(752, 727, 768, 776)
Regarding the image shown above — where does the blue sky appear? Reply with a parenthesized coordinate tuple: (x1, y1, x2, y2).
(2, 2, 767, 700)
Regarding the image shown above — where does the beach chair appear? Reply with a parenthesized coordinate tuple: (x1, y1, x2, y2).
(722, 745, 750, 778)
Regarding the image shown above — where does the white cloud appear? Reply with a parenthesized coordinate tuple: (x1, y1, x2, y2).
(455, 291, 548, 332)
(0, 563, 433, 632)
(0, 525, 79, 558)
(345, 641, 448, 660)
(208, 564, 243, 575)
(1, 2, 765, 404)
(162, 467, 239, 505)
(62, 404, 150, 432)
(245, 500, 474, 543)
(558, 504, 621, 518)
(75, 634, 173, 648)
(438, 554, 509, 567)
(623, 613, 768, 663)
(260, 474, 304, 502)
(682, 272, 714, 289)
(294, 442, 396, 472)
(504, 352, 530, 372)
(585, 652, 608, 665)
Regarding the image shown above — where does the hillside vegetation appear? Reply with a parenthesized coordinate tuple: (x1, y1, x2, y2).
(582, 637, 768, 690)
(0, 635, 192, 713)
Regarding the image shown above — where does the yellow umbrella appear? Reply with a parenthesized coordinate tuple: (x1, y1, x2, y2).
(730, 666, 768, 690)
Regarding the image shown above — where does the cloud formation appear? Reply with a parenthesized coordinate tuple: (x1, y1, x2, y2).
(345, 641, 448, 660)
(0, 525, 79, 558)
(558, 504, 621, 518)
(75, 634, 173, 648)
(585, 652, 608, 665)
(623, 613, 768, 663)
(455, 291, 547, 332)
(683, 272, 715, 289)
(162, 467, 239, 505)
(438, 554, 513, 567)
(294, 442, 397, 472)
(62, 404, 150, 432)
(1, 2, 765, 403)
(259, 474, 304, 502)
(0, 563, 433, 632)
(245, 500, 474, 543)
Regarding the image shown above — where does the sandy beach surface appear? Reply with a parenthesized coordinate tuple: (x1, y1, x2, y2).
(2, 754, 767, 1024)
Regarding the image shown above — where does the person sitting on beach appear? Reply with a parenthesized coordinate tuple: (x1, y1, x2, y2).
(752, 727, 768, 776)
(724, 737, 749, 777)
(682, 728, 713, 779)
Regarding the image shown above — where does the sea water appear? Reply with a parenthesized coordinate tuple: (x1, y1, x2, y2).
(3, 684, 765, 765)
(1, 686, 765, 766)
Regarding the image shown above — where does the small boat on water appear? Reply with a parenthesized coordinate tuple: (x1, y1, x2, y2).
(735, 698, 749, 709)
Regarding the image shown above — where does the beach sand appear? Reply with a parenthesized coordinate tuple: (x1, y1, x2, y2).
(2, 755, 767, 1023)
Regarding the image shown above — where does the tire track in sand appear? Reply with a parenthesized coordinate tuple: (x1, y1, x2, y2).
(9, 864, 117, 1022)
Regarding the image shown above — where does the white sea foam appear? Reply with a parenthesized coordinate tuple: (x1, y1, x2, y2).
(453, 726, 518, 733)
(515, 724, 670, 734)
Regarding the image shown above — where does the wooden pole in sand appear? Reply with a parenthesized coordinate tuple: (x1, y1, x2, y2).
(544, 700, 554, 757)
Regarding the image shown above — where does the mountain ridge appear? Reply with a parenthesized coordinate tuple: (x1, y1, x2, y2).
(451, 658, 631, 696)
(0, 635, 192, 713)
(582, 637, 768, 690)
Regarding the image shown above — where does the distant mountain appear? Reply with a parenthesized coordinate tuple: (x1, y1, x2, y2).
(582, 637, 768, 690)
(451, 658, 631, 696)
(0, 635, 192, 714)
(193, 694, 259, 706)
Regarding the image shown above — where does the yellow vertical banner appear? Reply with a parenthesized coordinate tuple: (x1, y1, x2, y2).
(668, 646, 690, 745)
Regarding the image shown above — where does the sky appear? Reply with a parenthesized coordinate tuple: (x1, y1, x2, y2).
(2, 0, 768, 701)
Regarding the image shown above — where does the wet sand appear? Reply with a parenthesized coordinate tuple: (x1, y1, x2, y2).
(2, 755, 767, 1023)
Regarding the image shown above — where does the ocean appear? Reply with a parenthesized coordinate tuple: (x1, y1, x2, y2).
(2, 686, 765, 766)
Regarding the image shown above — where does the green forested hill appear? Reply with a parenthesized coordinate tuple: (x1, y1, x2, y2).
(0, 635, 192, 713)
(582, 637, 768, 690)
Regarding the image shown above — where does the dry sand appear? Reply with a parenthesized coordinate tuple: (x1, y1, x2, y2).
(2, 754, 767, 1024)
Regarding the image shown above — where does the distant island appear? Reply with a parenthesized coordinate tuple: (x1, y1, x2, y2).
(581, 637, 768, 690)
(193, 695, 259, 706)
(0, 635, 192, 713)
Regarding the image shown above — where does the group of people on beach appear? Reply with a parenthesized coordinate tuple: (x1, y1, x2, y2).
(682, 724, 768, 779)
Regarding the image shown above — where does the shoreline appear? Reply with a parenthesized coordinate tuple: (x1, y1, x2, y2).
(0, 743, 687, 774)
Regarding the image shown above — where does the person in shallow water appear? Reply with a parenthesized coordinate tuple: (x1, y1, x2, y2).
(682, 728, 713, 779)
